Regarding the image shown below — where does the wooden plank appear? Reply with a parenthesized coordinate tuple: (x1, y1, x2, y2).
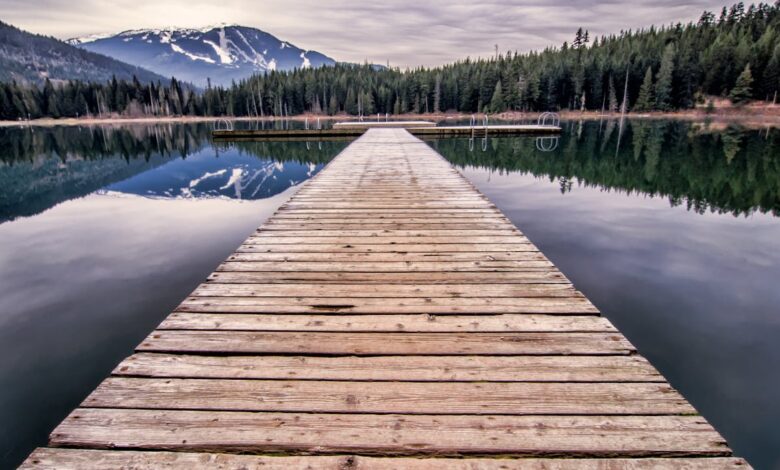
(158, 312, 614, 332)
(114, 353, 662, 382)
(207, 271, 570, 284)
(191, 283, 580, 298)
(264, 217, 515, 224)
(236, 243, 538, 253)
(48, 409, 730, 456)
(242, 236, 529, 245)
(252, 230, 521, 237)
(263, 217, 509, 223)
(289, 195, 490, 200)
(176, 296, 598, 315)
(20, 449, 750, 469)
(269, 210, 504, 218)
(217, 261, 556, 272)
(280, 204, 497, 210)
(261, 223, 517, 230)
(137, 331, 634, 355)
(83, 378, 694, 415)
(226, 252, 548, 262)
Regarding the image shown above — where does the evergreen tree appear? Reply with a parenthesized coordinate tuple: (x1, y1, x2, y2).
(634, 67, 655, 111)
(762, 44, 780, 101)
(608, 75, 619, 112)
(729, 63, 754, 103)
(489, 80, 505, 112)
(655, 43, 676, 110)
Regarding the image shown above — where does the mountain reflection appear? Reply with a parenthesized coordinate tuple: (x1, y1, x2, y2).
(431, 120, 780, 217)
(0, 124, 346, 223)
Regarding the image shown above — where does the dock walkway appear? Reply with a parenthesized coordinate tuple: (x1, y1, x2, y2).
(23, 129, 745, 468)
(212, 123, 560, 140)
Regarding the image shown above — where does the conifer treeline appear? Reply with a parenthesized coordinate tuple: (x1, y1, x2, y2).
(1, 2, 778, 120)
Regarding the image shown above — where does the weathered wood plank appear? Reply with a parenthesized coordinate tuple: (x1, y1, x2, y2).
(261, 223, 517, 230)
(226, 252, 548, 262)
(264, 217, 514, 224)
(269, 210, 506, 218)
(236, 243, 538, 253)
(83, 378, 694, 415)
(191, 283, 580, 298)
(252, 230, 520, 237)
(217, 261, 556, 272)
(137, 331, 634, 355)
(48, 409, 730, 456)
(242, 236, 530, 245)
(113, 353, 662, 382)
(158, 312, 614, 332)
(20, 448, 750, 469)
(176, 296, 598, 314)
(207, 271, 570, 284)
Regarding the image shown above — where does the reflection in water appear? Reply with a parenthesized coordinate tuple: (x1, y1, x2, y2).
(431, 120, 780, 469)
(0, 124, 346, 468)
(0, 124, 344, 223)
(432, 120, 780, 217)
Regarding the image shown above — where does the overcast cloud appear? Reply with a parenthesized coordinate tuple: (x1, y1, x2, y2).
(2, 0, 735, 67)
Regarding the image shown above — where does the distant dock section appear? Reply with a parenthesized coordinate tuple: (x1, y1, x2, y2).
(212, 120, 561, 141)
(333, 120, 437, 129)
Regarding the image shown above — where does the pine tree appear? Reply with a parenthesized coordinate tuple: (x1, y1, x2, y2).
(634, 67, 655, 111)
(489, 80, 505, 112)
(573, 28, 584, 49)
(655, 43, 676, 110)
(433, 74, 441, 113)
(762, 45, 780, 101)
(729, 63, 753, 104)
(43, 79, 60, 118)
(345, 87, 358, 114)
(608, 75, 619, 112)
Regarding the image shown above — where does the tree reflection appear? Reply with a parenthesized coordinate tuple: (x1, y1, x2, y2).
(432, 120, 780, 217)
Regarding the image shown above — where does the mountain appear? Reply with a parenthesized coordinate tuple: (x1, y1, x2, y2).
(69, 25, 336, 87)
(0, 21, 168, 85)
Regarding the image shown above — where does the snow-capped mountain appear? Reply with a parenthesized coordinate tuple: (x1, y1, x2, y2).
(68, 25, 335, 87)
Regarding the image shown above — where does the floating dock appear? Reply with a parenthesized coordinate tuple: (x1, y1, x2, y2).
(23, 129, 745, 468)
(212, 122, 561, 140)
(333, 120, 437, 129)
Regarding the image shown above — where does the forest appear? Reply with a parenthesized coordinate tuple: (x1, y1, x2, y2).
(1, 2, 778, 120)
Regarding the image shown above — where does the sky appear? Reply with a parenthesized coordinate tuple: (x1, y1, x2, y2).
(2, 0, 736, 68)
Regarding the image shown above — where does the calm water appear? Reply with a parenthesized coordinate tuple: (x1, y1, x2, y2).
(0, 121, 777, 468)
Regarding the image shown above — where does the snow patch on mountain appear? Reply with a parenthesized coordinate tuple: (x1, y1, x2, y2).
(170, 43, 215, 64)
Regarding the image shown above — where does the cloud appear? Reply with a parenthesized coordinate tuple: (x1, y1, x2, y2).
(2, 0, 733, 67)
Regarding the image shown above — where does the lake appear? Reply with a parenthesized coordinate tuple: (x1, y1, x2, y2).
(0, 120, 778, 469)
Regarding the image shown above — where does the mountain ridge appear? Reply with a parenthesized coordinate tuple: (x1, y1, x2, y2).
(69, 25, 336, 87)
(0, 21, 169, 85)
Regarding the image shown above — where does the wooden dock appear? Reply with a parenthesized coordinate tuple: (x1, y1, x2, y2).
(23, 129, 746, 469)
(332, 120, 437, 129)
(212, 123, 560, 140)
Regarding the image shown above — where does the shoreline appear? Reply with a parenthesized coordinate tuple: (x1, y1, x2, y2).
(1, 107, 779, 128)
